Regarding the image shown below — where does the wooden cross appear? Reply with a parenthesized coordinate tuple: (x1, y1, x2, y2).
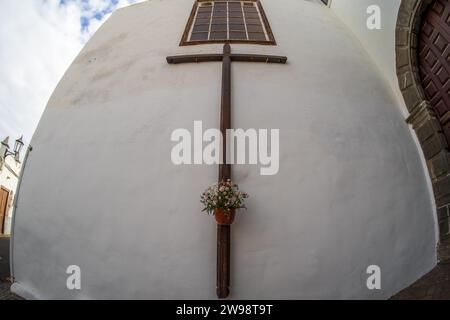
(167, 43, 287, 299)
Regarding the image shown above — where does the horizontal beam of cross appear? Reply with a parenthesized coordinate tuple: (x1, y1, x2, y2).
(166, 53, 287, 64)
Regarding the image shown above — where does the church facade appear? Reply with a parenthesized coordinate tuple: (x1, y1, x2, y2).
(9, 0, 450, 299)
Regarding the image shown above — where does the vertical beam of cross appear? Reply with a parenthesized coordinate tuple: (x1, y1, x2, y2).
(220, 44, 231, 182)
(167, 44, 287, 299)
(218, 44, 231, 299)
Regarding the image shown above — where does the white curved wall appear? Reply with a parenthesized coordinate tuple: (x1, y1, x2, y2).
(12, 0, 437, 299)
(330, 0, 402, 99)
(329, 0, 438, 244)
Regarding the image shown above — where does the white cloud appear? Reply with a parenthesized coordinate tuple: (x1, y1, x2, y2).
(0, 0, 145, 147)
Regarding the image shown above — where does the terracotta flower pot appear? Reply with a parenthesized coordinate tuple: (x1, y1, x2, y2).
(214, 208, 236, 225)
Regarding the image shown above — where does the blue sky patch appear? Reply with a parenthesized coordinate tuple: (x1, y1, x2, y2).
(57, 0, 129, 32)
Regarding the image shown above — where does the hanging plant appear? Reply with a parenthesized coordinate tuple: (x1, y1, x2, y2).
(200, 180, 249, 225)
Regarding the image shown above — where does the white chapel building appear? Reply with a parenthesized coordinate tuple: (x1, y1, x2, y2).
(0, 137, 23, 236)
(9, 0, 450, 299)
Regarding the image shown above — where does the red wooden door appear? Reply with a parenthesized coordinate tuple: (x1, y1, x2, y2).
(419, 0, 450, 144)
(0, 187, 9, 234)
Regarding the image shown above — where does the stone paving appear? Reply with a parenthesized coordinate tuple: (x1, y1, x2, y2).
(391, 238, 450, 300)
(0, 281, 22, 300)
(0, 237, 22, 300)
(391, 264, 450, 299)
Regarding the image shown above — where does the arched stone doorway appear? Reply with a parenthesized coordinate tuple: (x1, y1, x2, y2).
(396, 0, 450, 255)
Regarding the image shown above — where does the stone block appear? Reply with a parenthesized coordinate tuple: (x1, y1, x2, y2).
(422, 133, 447, 160)
(430, 151, 450, 179)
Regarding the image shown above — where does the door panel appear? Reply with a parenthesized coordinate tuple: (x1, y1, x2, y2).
(419, 0, 450, 144)
(0, 187, 9, 234)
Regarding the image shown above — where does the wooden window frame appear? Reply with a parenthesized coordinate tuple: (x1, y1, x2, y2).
(180, 0, 277, 46)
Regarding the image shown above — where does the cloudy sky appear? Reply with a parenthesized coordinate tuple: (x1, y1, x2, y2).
(0, 0, 145, 148)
